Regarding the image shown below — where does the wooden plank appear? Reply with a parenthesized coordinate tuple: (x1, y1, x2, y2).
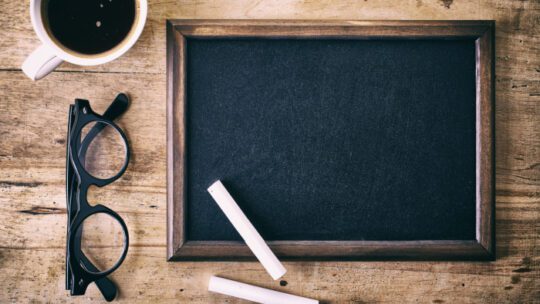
(1, 247, 538, 303)
(0, 0, 539, 302)
(0, 71, 167, 249)
(0, 1, 538, 75)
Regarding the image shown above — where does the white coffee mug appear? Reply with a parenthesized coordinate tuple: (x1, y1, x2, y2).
(22, 0, 147, 81)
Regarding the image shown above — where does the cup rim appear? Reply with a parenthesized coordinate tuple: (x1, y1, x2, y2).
(30, 0, 147, 66)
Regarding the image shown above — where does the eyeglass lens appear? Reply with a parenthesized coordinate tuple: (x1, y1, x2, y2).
(78, 121, 127, 180)
(77, 212, 127, 274)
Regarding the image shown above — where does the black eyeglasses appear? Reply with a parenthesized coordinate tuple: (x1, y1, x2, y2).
(66, 94, 130, 301)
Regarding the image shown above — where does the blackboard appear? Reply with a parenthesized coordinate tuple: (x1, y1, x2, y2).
(166, 20, 495, 260)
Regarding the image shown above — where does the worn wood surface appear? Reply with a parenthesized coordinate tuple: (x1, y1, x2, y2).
(0, 0, 538, 303)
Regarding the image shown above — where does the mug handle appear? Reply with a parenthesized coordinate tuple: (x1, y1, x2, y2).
(22, 44, 63, 80)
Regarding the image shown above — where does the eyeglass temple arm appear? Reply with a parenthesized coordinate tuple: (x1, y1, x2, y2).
(78, 248, 118, 301)
(65, 106, 75, 292)
(78, 93, 130, 159)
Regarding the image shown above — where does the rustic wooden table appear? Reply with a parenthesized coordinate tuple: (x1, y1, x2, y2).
(1, 1, 538, 303)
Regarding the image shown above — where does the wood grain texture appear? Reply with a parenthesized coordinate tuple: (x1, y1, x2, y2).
(475, 25, 496, 257)
(0, 0, 538, 303)
(167, 20, 495, 261)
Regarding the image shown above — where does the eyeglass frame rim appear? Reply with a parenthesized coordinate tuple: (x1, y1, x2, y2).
(69, 100, 130, 187)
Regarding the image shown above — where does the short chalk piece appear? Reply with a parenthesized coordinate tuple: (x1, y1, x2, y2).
(208, 276, 318, 304)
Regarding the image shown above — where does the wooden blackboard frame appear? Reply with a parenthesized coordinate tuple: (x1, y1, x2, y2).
(166, 20, 495, 261)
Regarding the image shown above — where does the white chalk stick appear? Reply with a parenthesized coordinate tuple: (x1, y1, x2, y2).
(208, 276, 318, 304)
(207, 180, 287, 280)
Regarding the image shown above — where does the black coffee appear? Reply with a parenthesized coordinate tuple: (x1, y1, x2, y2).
(45, 0, 136, 55)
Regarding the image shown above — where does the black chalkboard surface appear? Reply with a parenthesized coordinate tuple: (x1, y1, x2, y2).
(167, 20, 495, 260)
